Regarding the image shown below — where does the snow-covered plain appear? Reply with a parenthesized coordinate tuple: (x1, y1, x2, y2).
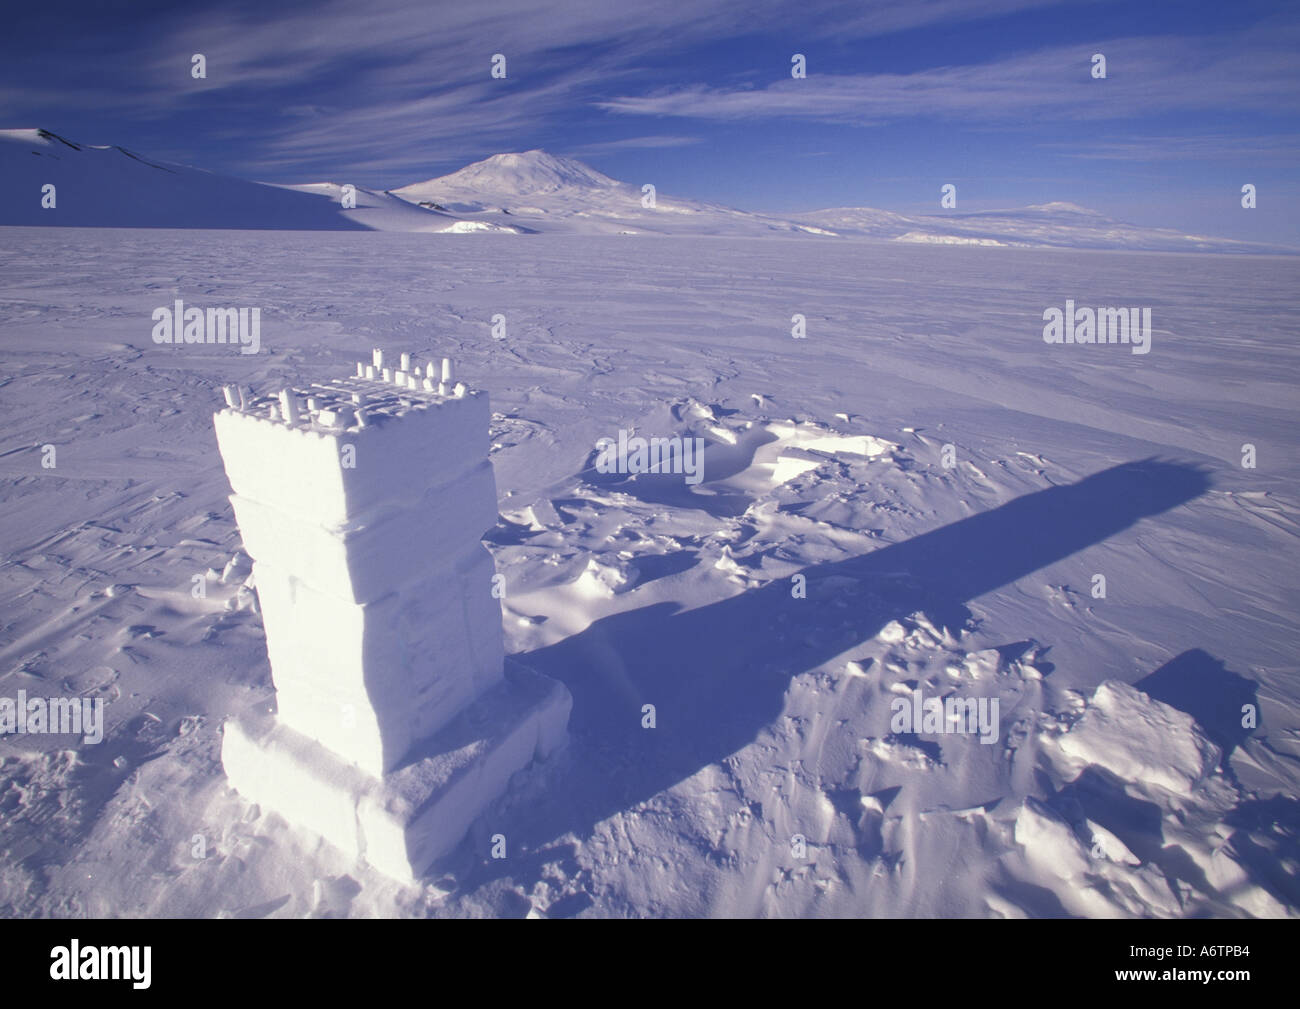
(0, 227, 1297, 918)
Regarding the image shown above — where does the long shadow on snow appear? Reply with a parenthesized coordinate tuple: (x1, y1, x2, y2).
(513, 459, 1210, 853)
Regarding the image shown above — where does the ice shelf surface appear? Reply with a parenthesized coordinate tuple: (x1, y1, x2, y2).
(12, 231, 1293, 919)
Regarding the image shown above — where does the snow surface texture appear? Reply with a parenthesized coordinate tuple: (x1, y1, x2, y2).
(0, 228, 1296, 918)
(3, 131, 1289, 252)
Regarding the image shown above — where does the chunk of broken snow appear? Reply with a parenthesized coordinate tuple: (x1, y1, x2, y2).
(574, 557, 639, 597)
(1205, 846, 1289, 918)
(713, 545, 746, 575)
(770, 449, 823, 485)
(1010, 801, 1179, 917)
(878, 620, 908, 644)
(767, 421, 896, 458)
(962, 649, 1001, 680)
(682, 401, 718, 421)
(911, 612, 957, 647)
(523, 498, 561, 529)
(221, 552, 252, 585)
(1049, 680, 1220, 797)
(1014, 798, 1093, 881)
(866, 736, 936, 770)
(1082, 820, 1141, 866)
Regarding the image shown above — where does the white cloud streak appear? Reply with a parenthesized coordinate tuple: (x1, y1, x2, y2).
(4, 0, 1084, 176)
(598, 23, 1300, 125)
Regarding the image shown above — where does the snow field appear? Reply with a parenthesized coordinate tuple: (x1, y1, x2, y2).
(0, 229, 1295, 916)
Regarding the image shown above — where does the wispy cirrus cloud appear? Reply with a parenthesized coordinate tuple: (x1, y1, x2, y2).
(132, 0, 1072, 99)
(597, 23, 1300, 125)
(240, 72, 613, 179)
(565, 135, 704, 157)
(1039, 133, 1300, 161)
(2, 0, 1084, 177)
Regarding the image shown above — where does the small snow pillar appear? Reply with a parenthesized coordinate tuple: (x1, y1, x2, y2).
(279, 390, 299, 425)
(223, 385, 238, 408)
(426, 362, 436, 379)
(382, 368, 393, 383)
(441, 358, 454, 384)
(320, 407, 354, 429)
(454, 382, 467, 398)
(307, 397, 319, 413)
(372, 348, 384, 369)
(356, 362, 365, 378)
(400, 352, 412, 373)
(365, 365, 376, 380)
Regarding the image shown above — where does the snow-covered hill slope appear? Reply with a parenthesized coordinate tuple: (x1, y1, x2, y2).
(0, 129, 455, 231)
(796, 201, 1287, 254)
(276, 182, 479, 232)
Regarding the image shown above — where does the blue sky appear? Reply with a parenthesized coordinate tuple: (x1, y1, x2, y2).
(3, 0, 1298, 241)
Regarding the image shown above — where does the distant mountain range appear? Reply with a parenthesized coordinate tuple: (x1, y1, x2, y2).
(1, 129, 1288, 253)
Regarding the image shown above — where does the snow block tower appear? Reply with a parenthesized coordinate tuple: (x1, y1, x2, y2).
(213, 352, 571, 881)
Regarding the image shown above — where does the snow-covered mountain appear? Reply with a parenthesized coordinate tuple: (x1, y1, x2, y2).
(419, 149, 623, 196)
(392, 149, 833, 237)
(0, 129, 453, 231)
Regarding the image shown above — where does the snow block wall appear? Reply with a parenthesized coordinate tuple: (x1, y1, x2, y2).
(213, 355, 571, 879)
